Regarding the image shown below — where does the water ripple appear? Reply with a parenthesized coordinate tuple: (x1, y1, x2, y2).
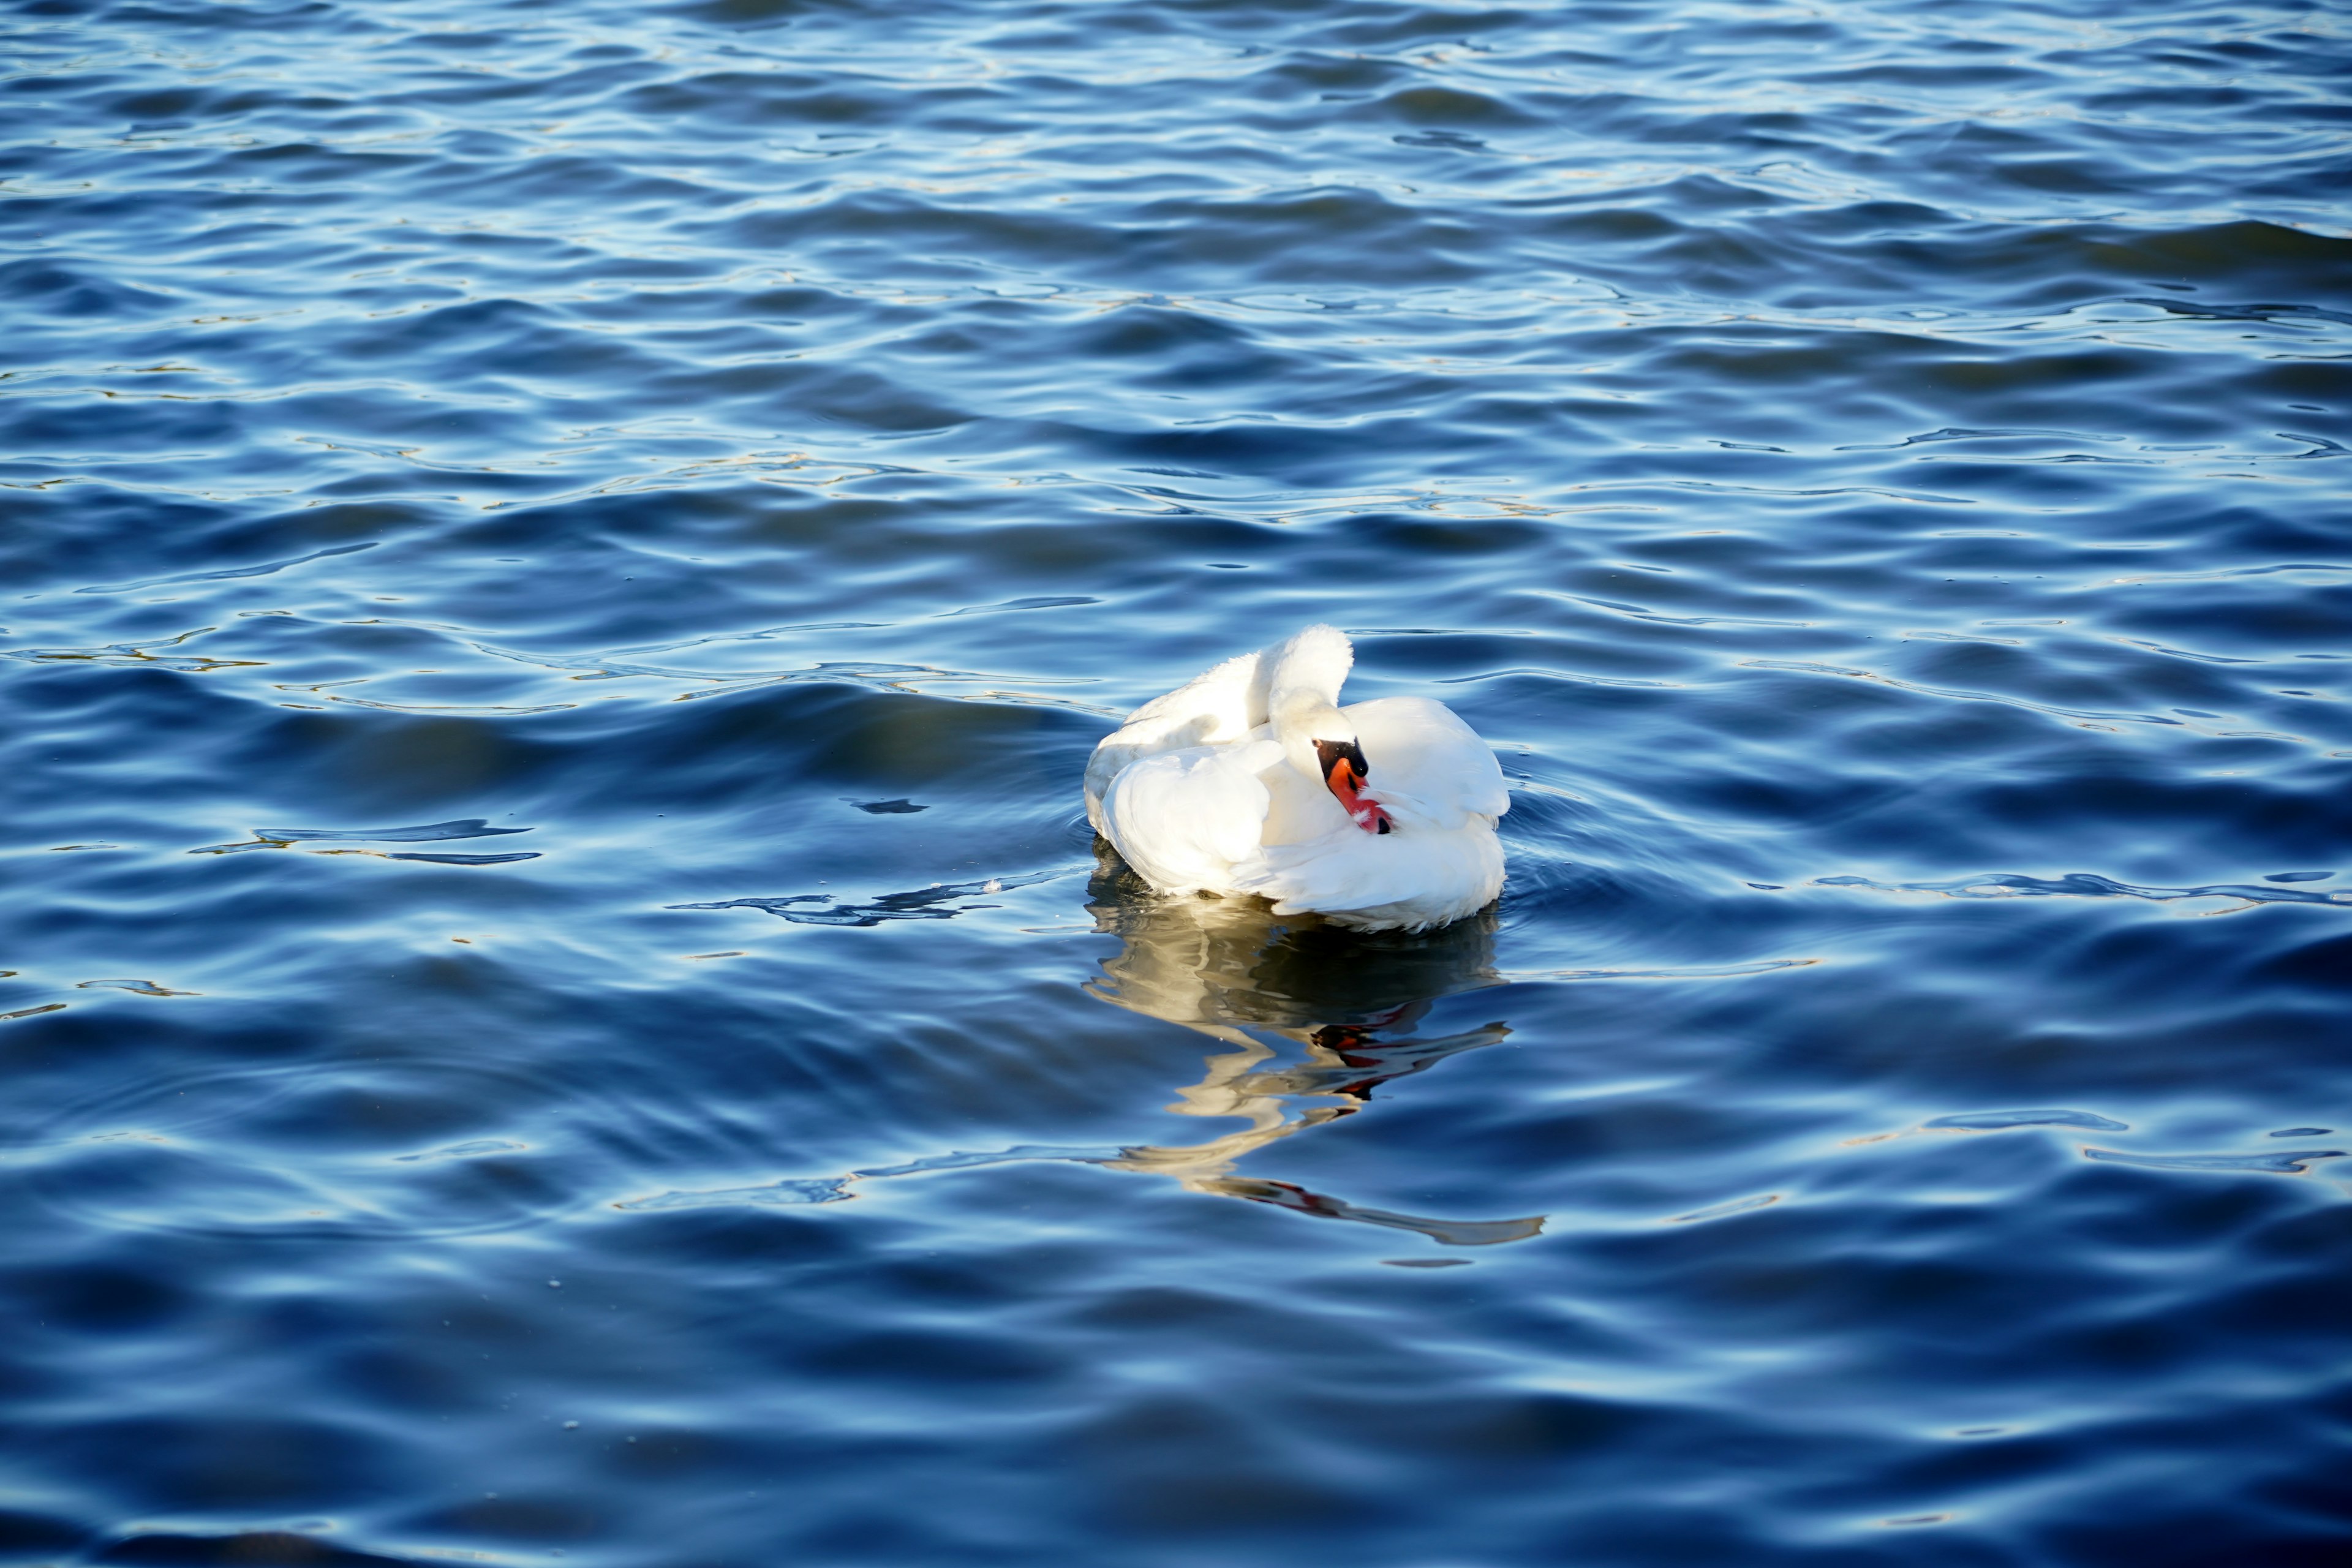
(6, 0, 2349, 1561)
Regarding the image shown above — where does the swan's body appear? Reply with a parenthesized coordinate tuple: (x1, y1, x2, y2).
(1084, 626, 1509, 932)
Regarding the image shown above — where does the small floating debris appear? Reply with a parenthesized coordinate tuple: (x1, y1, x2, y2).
(850, 798, 926, 814)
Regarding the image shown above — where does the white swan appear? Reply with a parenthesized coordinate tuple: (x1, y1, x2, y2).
(1084, 625, 1509, 932)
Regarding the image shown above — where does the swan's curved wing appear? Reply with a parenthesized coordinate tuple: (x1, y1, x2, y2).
(1343, 697, 1510, 831)
(1099, 739, 1283, 895)
(1084, 649, 1265, 829)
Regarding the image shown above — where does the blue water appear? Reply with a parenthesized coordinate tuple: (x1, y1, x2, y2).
(5, 0, 2350, 1561)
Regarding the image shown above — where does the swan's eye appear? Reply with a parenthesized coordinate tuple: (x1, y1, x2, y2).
(1313, 737, 1370, 790)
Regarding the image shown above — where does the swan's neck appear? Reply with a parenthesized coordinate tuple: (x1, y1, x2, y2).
(1271, 688, 1352, 782)
(1262, 625, 1355, 781)
(1263, 625, 1392, 834)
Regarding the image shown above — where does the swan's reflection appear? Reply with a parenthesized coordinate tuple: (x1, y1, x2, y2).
(1084, 853, 1544, 1247)
(625, 856, 1543, 1247)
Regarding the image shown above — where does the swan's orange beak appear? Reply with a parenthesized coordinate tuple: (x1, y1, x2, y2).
(1314, 738, 1393, 835)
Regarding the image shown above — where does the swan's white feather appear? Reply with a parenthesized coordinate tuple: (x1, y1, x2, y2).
(1083, 649, 1263, 834)
(1087, 628, 1509, 932)
(1098, 738, 1282, 894)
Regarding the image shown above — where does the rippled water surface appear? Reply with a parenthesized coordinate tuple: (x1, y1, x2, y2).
(6, 0, 2351, 1561)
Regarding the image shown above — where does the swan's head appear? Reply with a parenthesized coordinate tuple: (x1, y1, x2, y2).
(1273, 691, 1393, 834)
(1311, 735, 1393, 835)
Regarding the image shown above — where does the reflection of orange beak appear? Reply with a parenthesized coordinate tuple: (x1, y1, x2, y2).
(1324, 755, 1394, 835)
